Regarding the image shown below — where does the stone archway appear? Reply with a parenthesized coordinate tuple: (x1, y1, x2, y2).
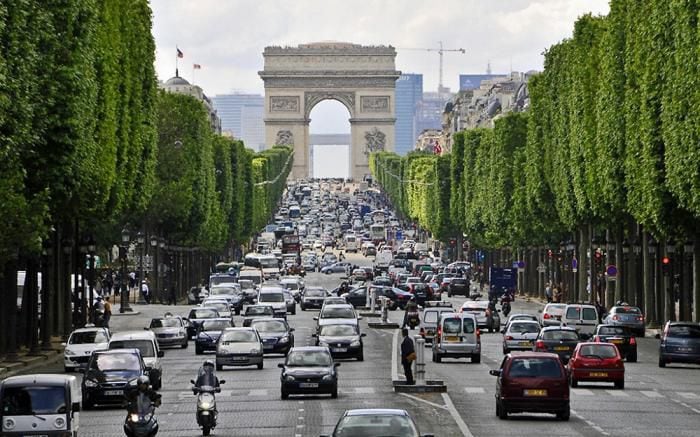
(259, 42, 400, 180)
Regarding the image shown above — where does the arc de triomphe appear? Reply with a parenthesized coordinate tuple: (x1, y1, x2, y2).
(259, 42, 401, 180)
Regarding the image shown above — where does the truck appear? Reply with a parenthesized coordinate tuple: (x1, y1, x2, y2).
(488, 267, 517, 299)
(374, 250, 393, 272)
(281, 233, 301, 255)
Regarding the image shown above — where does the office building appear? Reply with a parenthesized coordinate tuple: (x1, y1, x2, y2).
(415, 90, 453, 138)
(459, 74, 507, 91)
(160, 75, 221, 134)
(211, 93, 265, 151)
(394, 74, 423, 156)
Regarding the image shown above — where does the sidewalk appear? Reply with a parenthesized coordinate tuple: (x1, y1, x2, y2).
(0, 339, 65, 379)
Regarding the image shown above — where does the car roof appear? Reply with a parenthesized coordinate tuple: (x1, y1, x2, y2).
(344, 409, 409, 417)
(223, 327, 256, 332)
(540, 326, 577, 332)
(71, 326, 108, 334)
(94, 347, 142, 356)
(508, 351, 561, 359)
(110, 330, 156, 340)
(288, 346, 331, 353)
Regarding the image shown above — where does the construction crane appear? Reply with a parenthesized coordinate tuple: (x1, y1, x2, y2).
(397, 41, 466, 92)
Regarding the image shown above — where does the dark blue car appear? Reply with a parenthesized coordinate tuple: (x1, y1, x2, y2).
(195, 318, 233, 355)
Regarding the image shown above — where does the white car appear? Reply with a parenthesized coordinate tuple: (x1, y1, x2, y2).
(63, 326, 110, 372)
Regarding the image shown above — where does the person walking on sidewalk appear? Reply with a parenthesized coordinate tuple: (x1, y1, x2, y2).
(103, 296, 112, 330)
(400, 328, 416, 385)
(545, 282, 553, 303)
(141, 280, 151, 304)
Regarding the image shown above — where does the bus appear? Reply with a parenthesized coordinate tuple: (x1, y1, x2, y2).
(282, 234, 301, 254)
(289, 206, 301, 218)
(369, 224, 386, 244)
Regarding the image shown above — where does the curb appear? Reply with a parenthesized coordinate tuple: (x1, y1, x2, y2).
(393, 379, 447, 393)
(0, 349, 64, 379)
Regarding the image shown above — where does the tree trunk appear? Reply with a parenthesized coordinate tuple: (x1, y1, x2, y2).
(693, 238, 700, 322)
(578, 226, 589, 303)
(26, 257, 41, 354)
(615, 226, 624, 304)
(4, 258, 19, 359)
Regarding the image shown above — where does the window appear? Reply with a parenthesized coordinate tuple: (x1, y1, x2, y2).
(424, 311, 438, 324)
(220, 331, 258, 343)
(200, 320, 231, 331)
(565, 307, 581, 319)
(91, 353, 141, 372)
(251, 320, 287, 333)
(510, 323, 540, 334)
(110, 340, 155, 358)
(334, 414, 418, 437)
(191, 309, 218, 319)
(69, 331, 108, 344)
(259, 293, 284, 303)
(508, 358, 562, 378)
(580, 344, 618, 358)
(582, 307, 598, 321)
(668, 325, 700, 339)
(320, 325, 357, 336)
(443, 318, 462, 334)
(150, 318, 180, 328)
(322, 308, 355, 319)
(463, 318, 475, 333)
(615, 307, 641, 314)
(286, 351, 331, 366)
(542, 330, 579, 341)
(2, 386, 66, 415)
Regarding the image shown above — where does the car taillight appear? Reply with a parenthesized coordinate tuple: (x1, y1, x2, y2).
(505, 336, 513, 341)
(629, 337, 636, 345)
(535, 340, 545, 350)
(476, 329, 481, 341)
(437, 327, 442, 337)
(612, 315, 620, 321)
(543, 313, 551, 319)
(636, 316, 644, 321)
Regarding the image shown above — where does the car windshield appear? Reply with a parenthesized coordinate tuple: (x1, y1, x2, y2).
(109, 340, 155, 358)
(598, 326, 631, 336)
(69, 330, 108, 344)
(259, 293, 284, 303)
(247, 307, 273, 315)
(542, 330, 579, 341)
(238, 280, 254, 290)
(91, 352, 140, 372)
(286, 351, 331, 366)
(150, 318, 180, 328)
(424, 311, 438, 323)
(305, 289, 326, 297)
(580, 344, 618, 358)
(510, 323, 540, 334)
(668, 325, 700, 338)
(335, 414, 419, 437)
(190, 309, 218, 319)
(220, 331, 258, 343)
(204, 302, 229, 312)
(210, 287, 238, 296)
(508, 358, 562, 378)
(209, 276, 236, 287)
(545, 305, 566, 315)
(322, 307, 355, 318)
(320, 325, 357, 336)
(200, 320, 231, 331)
(2, 386, 67, 415)
(252, 320, 287, 333)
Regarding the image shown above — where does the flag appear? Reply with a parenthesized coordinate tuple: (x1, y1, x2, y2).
(177, 48, 184, 58)
(434, 141, 442, 155)
(193, 64, 201, 69)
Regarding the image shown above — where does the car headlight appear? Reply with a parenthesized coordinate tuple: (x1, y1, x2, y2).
(84, 379, 98, 388)
(350, 340, 361, 347)
(64, 348, 76, 356)
(285, 374, 296, 382)
(250, 348, 261, 354)
(279, 336, 289, 343)
(322, 374, 334, 382)
(129, 413, 140, 422)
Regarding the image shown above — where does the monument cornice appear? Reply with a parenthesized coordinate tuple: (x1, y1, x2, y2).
(264, 118, 310, 124)
(259, 70, 401, 77)
(349, 118, 396, 124)
(263, 44, 397, 56)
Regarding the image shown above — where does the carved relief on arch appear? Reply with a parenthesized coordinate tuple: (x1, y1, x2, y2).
(304, 91, 355, 118)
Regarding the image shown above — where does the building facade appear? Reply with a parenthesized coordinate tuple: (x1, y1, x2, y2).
(394, 73, 423, 156)
(159, 75, 222, 134)
(211, 93, 266, 151)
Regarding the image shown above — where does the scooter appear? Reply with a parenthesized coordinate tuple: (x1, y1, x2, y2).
(501, 299, 512, 318)
(123, 398, 159, 437)
(406, 311, 420, 329)
(191, 379, 226, 436)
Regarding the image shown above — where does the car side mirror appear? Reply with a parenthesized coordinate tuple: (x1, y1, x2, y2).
(190, 379, 196, 385)
(289, 328, 295, 332)
(360, 333, 366, 337)
(277, 363, 285, 368)
(145, 366, 153, 372)
(489, 369, 501, 377)
(313, 317, 319, 321)
(144, 327, 149, 330)
(311, 333, 318, 337)
(158, 351, 165, 358)
(219, 380, 226, 384)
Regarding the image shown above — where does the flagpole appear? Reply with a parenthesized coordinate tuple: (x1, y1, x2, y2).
(175, 45, 178, 76)
(192, 65, 195, 86)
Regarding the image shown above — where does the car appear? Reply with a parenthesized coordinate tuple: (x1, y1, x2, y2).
(302, 256, 318, 272)
(108, 330, 164, 390)
(502, 320, 541, 354)
(352, 268, 368, 282)
(242, 305, 276, 327)
(201, 299, 232, 320)
(409, 283, 433, 306)
(314, 304, 361, 334)
(314, 323, 366, 361)
(322, 296, 349, 307)
(562, 303, 598, 338)
(539, 303, 567, 326)
(461, 300, 500, 332)
(250, 318, 295, 355)
(186, 307, 221, 339)
(237, 279, 258, 304)
(593, 324, 638, 362)
(533, 326, 580, 364)
(321, 262, 353, 274)
(490, 352, 570, 420)
(432, 312, 481, 363)
(62, 326, 111, 372)
(81, 348, 149, 409)
(658, 321, 700, 368)
(149, 315, 188, 349)
(282, 289, 297, 314)
(215, 327, 264, 370)
(194, 318, 233, 355)
(257, 288, 288, 318)
(447, 278, 469, 297)
(278, 346, 340, 399)
(322, 409, 433, 437)
(567, 342, 625, 389)
(501, 313, 540, 333)
(301, 287, 330, 310)
(419, 302, 455, 344)
(344, 285, 413, 310)
(207, 285, 244, 315)
(603, 305, 645, 337)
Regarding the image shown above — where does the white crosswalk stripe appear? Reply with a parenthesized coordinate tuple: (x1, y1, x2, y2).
(354, 387, 375, 394)
(248, 389, 268, 396)
(640, 390, 665, 398)
(464, 387, 486, 394)
(572, 388, 595, 396)
(605, 390, 629, 397)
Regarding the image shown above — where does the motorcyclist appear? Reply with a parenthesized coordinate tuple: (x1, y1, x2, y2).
(402, 296, 419, 329)
(124, 375, 161, 409)
(193, 360, 220, 393)
(337, 281, 350, 296)
(338, 251, 345, 261)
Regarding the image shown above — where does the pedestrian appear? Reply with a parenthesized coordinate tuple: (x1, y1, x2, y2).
(129, 271, 136, 290)
(545, 282, 553, 303)
(141, 280, 150, 304)
(400, 328, 416, 385)
(103, 296, 112, 329)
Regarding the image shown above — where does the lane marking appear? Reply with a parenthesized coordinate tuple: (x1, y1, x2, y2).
(677, 392, 700, 400)
(441, 392, 474, 437)
(248, 389, 268, 396)
(398, 392, 447, 410)
(605, 389, 629, 397)
(571, 408, 610, 436)
(640, 390, 664, 398)
(572, 388, 594, 396)
(464, 387, 485, 394)
(391, 329, 399, 382)
(354, 387, 375, 394)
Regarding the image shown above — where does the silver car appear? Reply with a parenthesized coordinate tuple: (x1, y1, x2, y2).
(540, 303, 567, 326)
(603, 305, 645, 337)
(149, 316, 188, 349)
(216, 327, 264, 370)
(502, 320, 541, 354)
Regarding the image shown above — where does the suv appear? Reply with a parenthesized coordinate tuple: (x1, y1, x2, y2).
(447, 278, 469, 297)
(490, 352, 570, 420)
(432, 312, 481, 363)
(562, 304, 598, 338)
(108, 331, 164, 389)
(658, 321, 700, 368)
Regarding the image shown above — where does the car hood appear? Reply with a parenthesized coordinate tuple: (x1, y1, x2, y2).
(65, 342, 108, 355)
(259, 332, 288, 340)
(284, 366, 332, 377)
(152, 327, 182, 335)
(318, 335, 358, 343)
(85, 369, 141, 383)
(198, 330, 223, 340)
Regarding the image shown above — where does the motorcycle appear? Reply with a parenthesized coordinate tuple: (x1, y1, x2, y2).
(406, 311, 420, 329)
(501, 299, 512, 318)
(191, 379, 226, 436)
(123, 395, 159, 437)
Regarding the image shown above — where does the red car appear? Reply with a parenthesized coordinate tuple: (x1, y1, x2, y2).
(567, 342, 625, 389)
(490, 352, 570, 420)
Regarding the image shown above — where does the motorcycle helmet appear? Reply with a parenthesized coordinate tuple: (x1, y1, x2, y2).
(137, 375, 150, 391)
(203, 359, 215, 370)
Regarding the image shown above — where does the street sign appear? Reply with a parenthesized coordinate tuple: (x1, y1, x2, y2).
(517, 260, 526, 269)
(606, 264, 618, 280)
(572, 257, 578, 273)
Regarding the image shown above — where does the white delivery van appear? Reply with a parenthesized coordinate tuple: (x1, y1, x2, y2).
(344, 234, 359, 253)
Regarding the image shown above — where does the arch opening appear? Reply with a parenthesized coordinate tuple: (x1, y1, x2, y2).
(309, 99, 351, 180)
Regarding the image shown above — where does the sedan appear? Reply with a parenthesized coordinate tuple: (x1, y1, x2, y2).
(250, 318, 295, 355)
(149, 316, 188, 349)
(447, 278, 469, 297)
(321, 262, 352, 274)
(603, 305, 645, 337)
(323, 409, 432, 437)
(594, 324, 637, 362)
(540, 303, 567, 327)
(301, 287, 330, 310)
(63, 327, 110, 372)
(503, 321, 541, 354)
(568, 342, 625, 389)
(533, 326, 580, 364)
(201, 299, 232, 320)
(314, 324, 366, 361)
(195, 318, 233, 355)
(215, 327, 264, 370)
(278, 347, 340, 399)
(282, 289, 297, 315)
(242, 305, 275, 327)
(186, 307, 221, 339)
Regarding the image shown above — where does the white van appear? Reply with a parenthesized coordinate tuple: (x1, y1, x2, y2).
(432, 312, 481, 363)
(108, 330, 164, 389)
(344, 234, 359, 253)
(239, 268, 264, 287)
(1, 374, 81, 436)
(257, 287, 288, 318)
(562, 303, 599, 338)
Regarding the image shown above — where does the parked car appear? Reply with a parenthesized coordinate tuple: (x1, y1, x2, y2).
(314, 323, 366, 361)
(278, 347, 339, 399)
(250, 318, 295, 355)
(593, 324, 638, 362)
(533, 326, 580, 364)
(323, 409, 431, 437)
(216, 327, 264, 370)
(567, 342, 625, 389)
(149, 315, 188, 349)
(81, 349, 149, 409)
(62, 326, 110, 372)
(432, 312, 480, 363)
(490, 352, 570, 420)
(502, 320, 541, 354)
(603, 305, 645, 337)
(195, 318, 233, 355)
(658, 321, 700, 368)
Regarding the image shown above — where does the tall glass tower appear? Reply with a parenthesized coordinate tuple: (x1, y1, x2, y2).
(211, 93, 265, 151)
(394, 74, 423, 155)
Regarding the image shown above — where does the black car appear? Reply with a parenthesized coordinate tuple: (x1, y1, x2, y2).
(533, 326, 580, 364)
(410, 283, 432, 306)
(344, 286, 413, 310)
(195, 318, 233, 355)
(207, 286, 245, 315)
(301, 287, 329, 310)
(594, 324, 637, 362)
(659, 321, 700, 368)
(242, 305, 276, 327)
(186, 307, 221, 339)
(278, 347, 340, 399)
(250, 318, 295, 355)
(448, 278, 469, 297)
(81, 348, 149, 409)
(314, 323, 366, 361)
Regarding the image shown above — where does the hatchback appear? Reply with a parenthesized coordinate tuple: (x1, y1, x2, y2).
(215, 327, 264, 370)
(503, 321, 541, 354)
(490, 352, 570, 420)
(658, 321, 700, 368)
(533, 326, 580, 364)
(603, 305, 645, 337)
(63, 326, 110, 372)
(594, 324, 637, 362)
(432, 312, 480, 363)
(568, 342, 625, 389)
(539, 303, 567, 326)
(278, 347, 339, 399)
(322, 409, 433, 437)
(251, 318, 295, 355)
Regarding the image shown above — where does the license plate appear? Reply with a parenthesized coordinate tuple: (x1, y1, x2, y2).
(554, 346, 569, 351)
(446, 336, 459, 342)
(590, 372, 608, 377)
(524, 389, 547, 397)
(299, 382, 318, 388)
(332, 348, 347, 352)
(611, 339, 623, 344)
(104, 390, 123, 396)
(263, 345, 273, 350)
(519, 341, 532, 346)
(232, 356, 247, 361)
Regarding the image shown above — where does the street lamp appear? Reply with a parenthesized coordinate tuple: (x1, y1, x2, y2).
(150, 235, 159, 303)
(87, 235, 96, 324)
(120, 228, 132, 313)
(61, 237, 73, 336)
(78, 239, 87, 326)
(136, 231, 145, 303)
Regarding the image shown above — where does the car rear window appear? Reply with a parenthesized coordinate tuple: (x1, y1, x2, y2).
(510, 322, 540, 334)
(614, 307, 641, 314)
(579, 344, 618, 358)
(110, 340, 155, 358)
(443, 318, 462, 334)
(565, 307, 580, 319)
(545, 305, 566, 315)
(424, 311, 438, 324)
(542, 330, 579, 341)
(508, 358, 562, 378)
(668, 325, 700, 339)
(582, 308, 597, 320)
(598, 326, 631, 336)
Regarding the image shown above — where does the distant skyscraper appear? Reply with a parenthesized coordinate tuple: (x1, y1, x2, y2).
(211, 93, 265, 151)
(394, 74, 423, 156)
(414, 91, 452, 139)
(459, 74, 506, 91)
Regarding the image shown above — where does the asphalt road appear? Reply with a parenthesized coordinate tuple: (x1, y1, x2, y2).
(12, 250, 700, 436)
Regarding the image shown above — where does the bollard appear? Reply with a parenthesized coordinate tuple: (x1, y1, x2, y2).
(370, 287, 377, 312)
(414, 336, 425, 385)
(366, 286, 371, 308)
(381, 297, 389, 323)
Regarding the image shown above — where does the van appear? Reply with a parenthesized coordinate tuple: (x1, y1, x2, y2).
(432, 312, 481, 363)
(1, 374, 81, 436)
(108, 330, 164, 389)
(239, 268, 263, 287)
(257, 287, 288, 318)
(344, 234, 359, 253)
(420, 303, 455, 344)
(562, 303, 598, 338)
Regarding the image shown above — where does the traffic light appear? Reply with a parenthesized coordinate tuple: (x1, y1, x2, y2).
(594, 249, 602, 267)
(547, 249, 553, 259)
(662, 256, 671, 276)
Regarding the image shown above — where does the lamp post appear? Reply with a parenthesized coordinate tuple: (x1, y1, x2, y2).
(150, 235, 159, 304)
(136, 231, 145, 304)
(61, 238, 73, 338)
(78, 239, 87, 327)
(120, 228, 132, 313)
(87, 236, 96, 323)
(41, 238, 53, 351)
(159, 238, 166, 303)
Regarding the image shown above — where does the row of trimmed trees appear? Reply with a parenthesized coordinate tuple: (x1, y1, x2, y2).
(371, 0, 700, 324)
(0, 1, 291, 357)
